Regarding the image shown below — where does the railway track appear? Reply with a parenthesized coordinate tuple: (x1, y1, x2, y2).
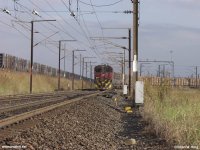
(0, 91, 99, 129)
(0, 91, 86, 108)
(0, 91, 171, 149)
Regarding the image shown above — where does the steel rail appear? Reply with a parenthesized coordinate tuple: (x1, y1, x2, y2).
(0, 91, 92, 115)
(0, 92, 98, 129)
(0, 91, 72, 102)
(0, 96, 68, 114)
(0, 91, 84, 107)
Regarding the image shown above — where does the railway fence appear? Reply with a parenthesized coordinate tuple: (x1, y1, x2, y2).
(0, 53, 91, 81)
(113, 72, 200, 88)
(1, 53, 199, 88)
(140, 76, 200, 88)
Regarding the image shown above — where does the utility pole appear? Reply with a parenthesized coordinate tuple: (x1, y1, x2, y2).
(196, 66, 198, 88)
(89, 62, 96, 89)
(81, 57, 96, 90)
(163, 65, 165, 78)
(72, 49, 86, 90)
(90, 62, 92, 88)
(128, 29, 131, 95)
(72, 50, 75, 90)
(58, 40, 61, 90)
(63, 44, 66, 78)
(30, 21, 34, 94)
(172, 61, 175, 86)
(158, 65, 161, 77)
(58, 40, 76, 90)
(80, 54, 82, 79)
(123, 49, 125, 88)
(140, 63, 142, 76)
(100, 28, 132, 95)
(85, 62, 88, 78)
(82, 57, 85, 90)
(121, 60, 123, 85)
(131, 0, 139, 105)
(30, 19, 56, 93)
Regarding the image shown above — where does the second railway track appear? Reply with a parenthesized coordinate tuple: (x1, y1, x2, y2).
(0, 91, 99, 129)
(0, 91, 88, 108)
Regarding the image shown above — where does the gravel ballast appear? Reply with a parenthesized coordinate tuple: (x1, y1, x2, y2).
(0, 93, 171, 149)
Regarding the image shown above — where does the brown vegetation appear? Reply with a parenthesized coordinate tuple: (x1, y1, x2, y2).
(142, 82, 200, 146)
(0, 70, 92, 95)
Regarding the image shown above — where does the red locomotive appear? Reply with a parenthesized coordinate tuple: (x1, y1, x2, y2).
(94, 65, 113, 90)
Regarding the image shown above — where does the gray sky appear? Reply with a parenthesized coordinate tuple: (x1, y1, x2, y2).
(0, 0, 199, 77)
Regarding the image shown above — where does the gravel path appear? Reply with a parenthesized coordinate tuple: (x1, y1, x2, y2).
(0, 93, 172, 150)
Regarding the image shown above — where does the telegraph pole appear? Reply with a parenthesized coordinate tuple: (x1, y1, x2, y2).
(131, 0, 139, 105)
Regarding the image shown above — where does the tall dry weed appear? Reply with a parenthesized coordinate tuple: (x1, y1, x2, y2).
(142, 81, 200, 146)
(0, 70, 93, 95)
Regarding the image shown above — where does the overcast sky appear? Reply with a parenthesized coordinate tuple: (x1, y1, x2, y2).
(0, 0, 199, 77)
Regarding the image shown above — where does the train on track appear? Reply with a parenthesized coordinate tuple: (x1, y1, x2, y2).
(94, 64, 123, 90)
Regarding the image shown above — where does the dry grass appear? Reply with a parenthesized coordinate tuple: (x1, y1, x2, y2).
(142, 81, 200, 146)
(0, 70, 92, 95)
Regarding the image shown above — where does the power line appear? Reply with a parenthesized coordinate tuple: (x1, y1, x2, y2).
(0, 20, 30, 40)
(0, 19, 57, 55)
(88, 0, 108, 61)
(1, 1, 60, 55)
(61, 0, 102, 60)
(79, 0, 124, 7)
(79, 7, 102, 60)
(45, 0, 100, 53)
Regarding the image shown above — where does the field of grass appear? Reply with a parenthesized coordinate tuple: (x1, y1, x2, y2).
(142, 82, 200, 146)
(0, 70, 92, 95)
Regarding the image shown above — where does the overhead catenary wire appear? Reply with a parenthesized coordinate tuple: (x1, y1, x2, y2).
(21, 0, 81, 54)
(44, 0, 102, 56)
(27, 0, 99, 58)
(79, 7, 103, 60)
(79, 0, 124, 7)
(0, 0, 131, 73)
(87, 0, 109, 62)
(28, 0, 74, 39)
(1, 4, 59, 55)
(16, 1, 78, 54)
(0, 20, 30, 40)
(0, 19, 58, 55)
(61, 0, 102, 60)
(7, 0, 120, 61)
(13, 2, 63, 43)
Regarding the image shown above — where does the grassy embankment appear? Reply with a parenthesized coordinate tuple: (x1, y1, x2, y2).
(0, 70, 92, 95)
(143, 81, 200, 146)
